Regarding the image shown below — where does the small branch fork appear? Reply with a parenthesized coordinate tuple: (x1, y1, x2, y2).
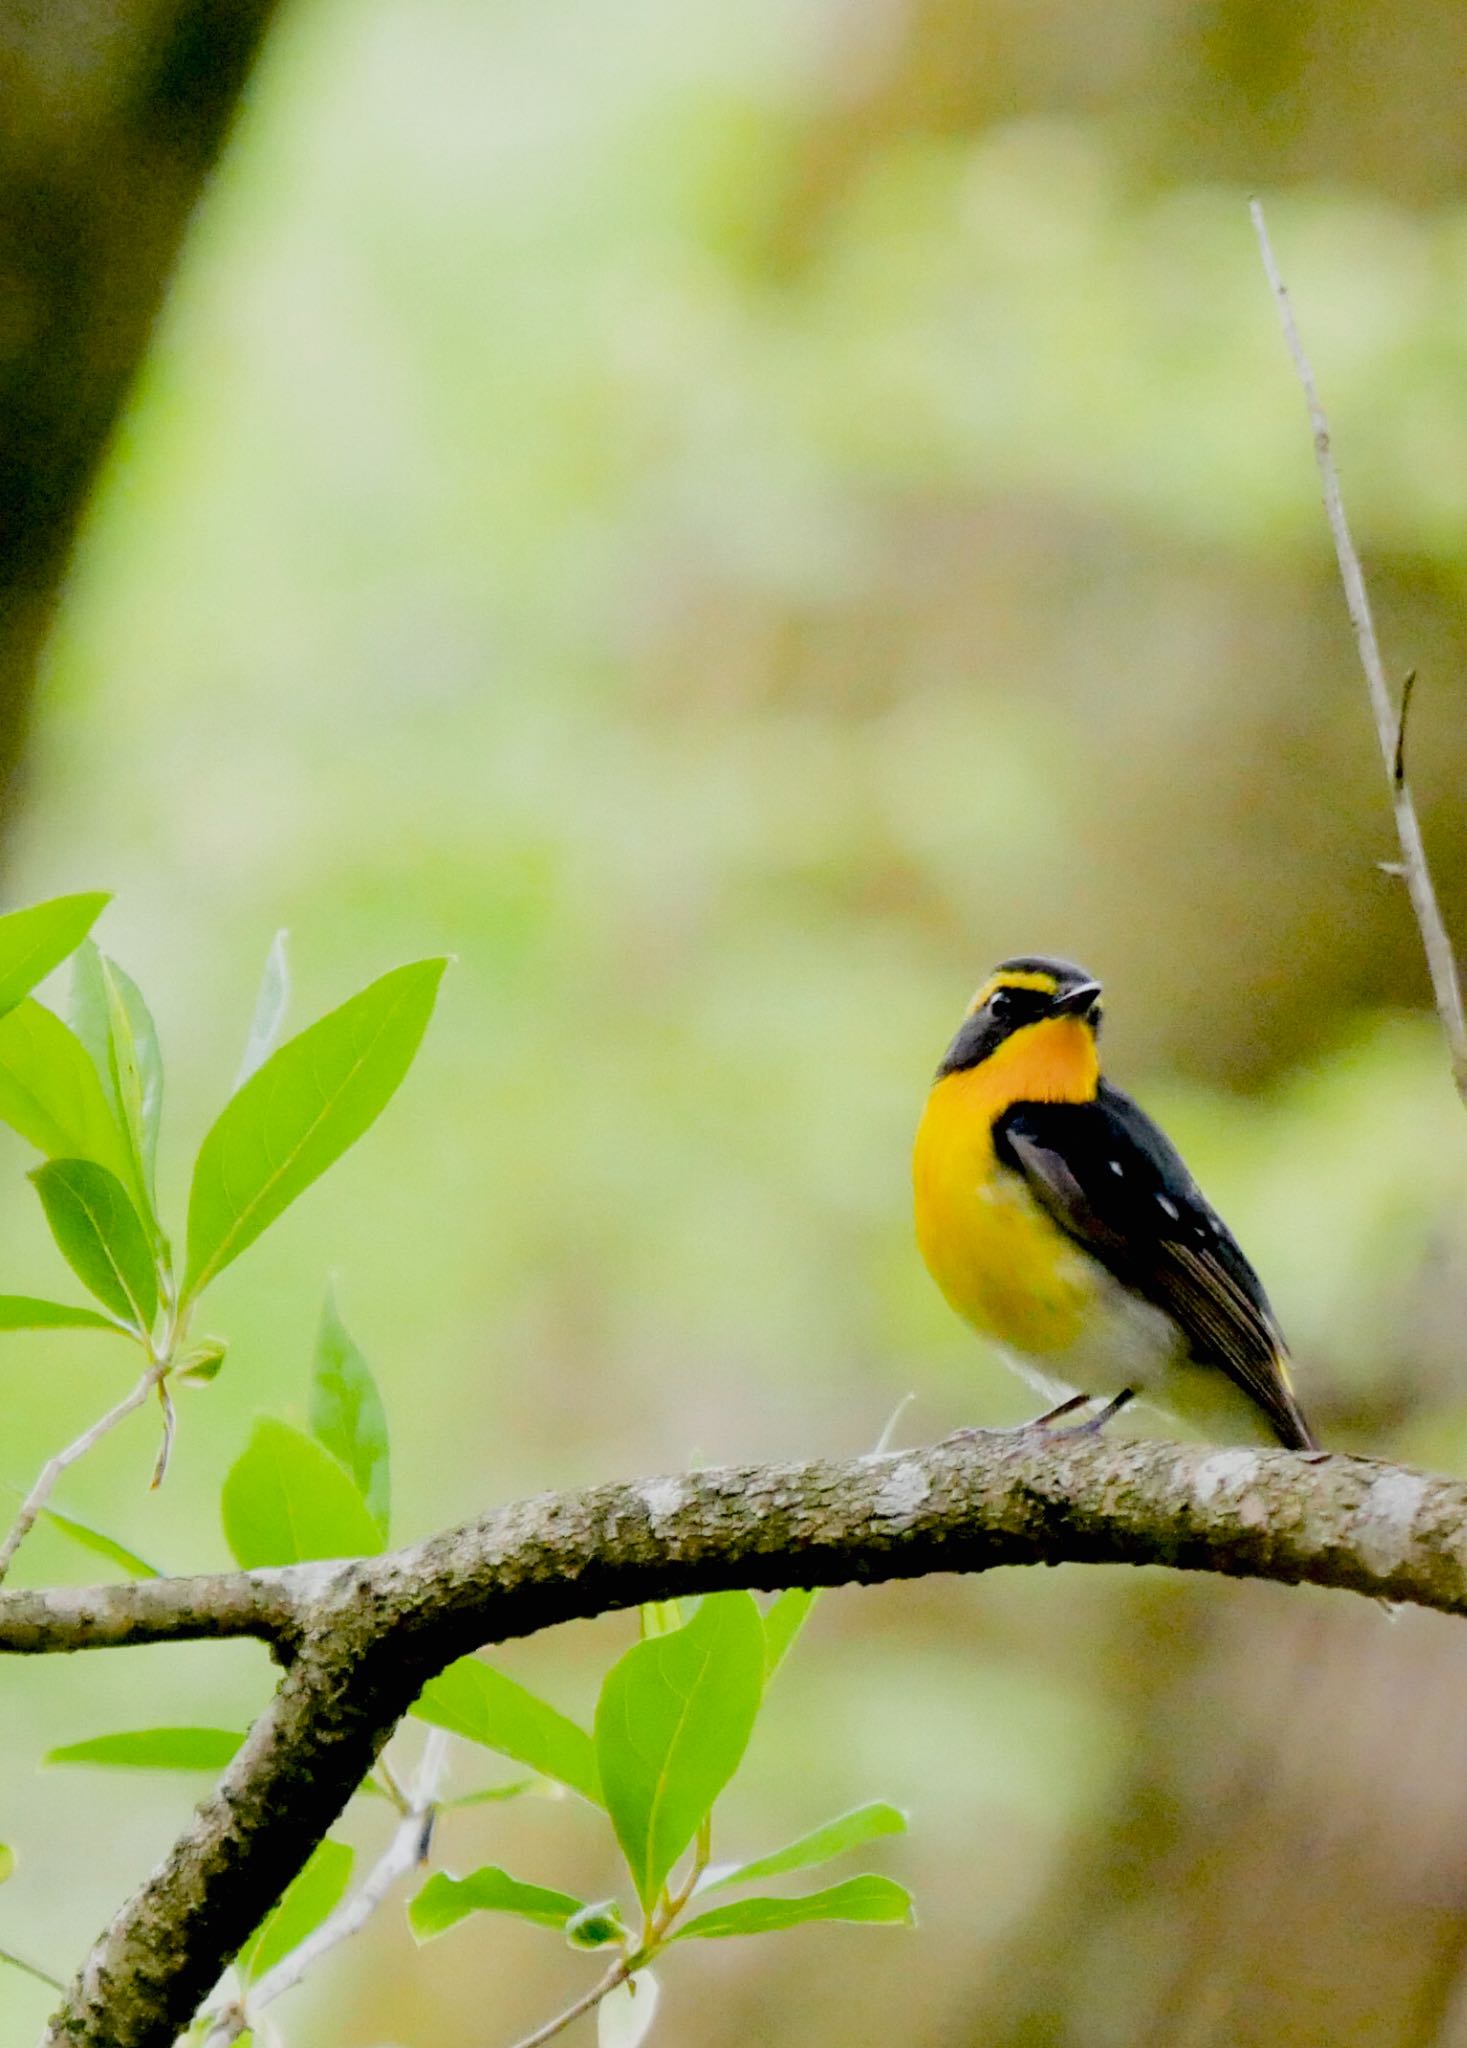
(199, 1729, 453, 2048)
(19, 1430, 1467, 2047)
(0, 1367, 161, 1586)
(509, 1807, 709, 2047)
(1250, 198, 1467, 1104)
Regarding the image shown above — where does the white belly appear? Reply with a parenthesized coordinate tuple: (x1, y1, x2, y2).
(997, 1264, 1283, 1447)
(999, 1260, 1180, 1400)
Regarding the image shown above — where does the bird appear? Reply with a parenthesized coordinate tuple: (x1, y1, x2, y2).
(912, 956, 1317, 1449)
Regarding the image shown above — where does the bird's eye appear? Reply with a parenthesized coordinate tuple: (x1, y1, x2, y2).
(988, 987, 1014, 1019)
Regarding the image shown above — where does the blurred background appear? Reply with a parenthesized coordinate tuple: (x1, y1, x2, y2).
(6, 0, 1467, 2041)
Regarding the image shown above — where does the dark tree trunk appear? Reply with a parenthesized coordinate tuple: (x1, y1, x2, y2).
(0, 0, 283, 804)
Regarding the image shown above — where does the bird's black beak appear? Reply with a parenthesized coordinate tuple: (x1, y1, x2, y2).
(1051, 980, 1102, 1019)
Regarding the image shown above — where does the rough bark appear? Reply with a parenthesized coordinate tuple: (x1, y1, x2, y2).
(14, 1430, 1467, 2045)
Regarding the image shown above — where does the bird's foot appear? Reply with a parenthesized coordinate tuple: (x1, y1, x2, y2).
(1045, 1388, 1135, 1437)
(941, 1394, 1093, 1445)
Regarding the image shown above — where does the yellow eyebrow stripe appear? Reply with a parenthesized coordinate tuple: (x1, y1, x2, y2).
(966, 969, 1058, 1015)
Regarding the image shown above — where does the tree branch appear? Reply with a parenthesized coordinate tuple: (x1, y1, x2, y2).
(198, 1729, 452, 2046)
(25, 1430, 1467, 2046)
(0, 1564, 306, 1657)
(1250, 197, 1467, 1102)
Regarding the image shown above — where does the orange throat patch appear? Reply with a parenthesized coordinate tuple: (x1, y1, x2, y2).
(911, 1015, 1102, 1355)
(959, 1013, 1100, 1110)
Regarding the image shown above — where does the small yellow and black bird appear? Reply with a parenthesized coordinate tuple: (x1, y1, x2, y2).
(913, 956, 1317, 1449)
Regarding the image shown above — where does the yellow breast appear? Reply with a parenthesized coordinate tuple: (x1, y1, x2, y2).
(912, 1017, 1102, 1357)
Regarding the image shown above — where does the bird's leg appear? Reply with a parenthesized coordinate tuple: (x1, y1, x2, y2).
(1048, 1388, 1135, 1437)
(941, 1393, 1093, 1445)
(1029, 1393, 1093, 1428)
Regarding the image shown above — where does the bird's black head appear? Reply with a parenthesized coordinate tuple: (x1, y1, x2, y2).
(936, 955, 1104, 1077)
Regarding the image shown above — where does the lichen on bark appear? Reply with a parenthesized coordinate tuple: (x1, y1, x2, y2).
(18, 1430, 1467, 2045)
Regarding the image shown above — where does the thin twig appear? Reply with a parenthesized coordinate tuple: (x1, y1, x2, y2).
(1250, 198, 1467, 1103)
(371, 1752, 412, 1814)
(0, 1370, 157, 1586)
(201, 1728, 453, 2047)
(0, 1943, 65, 1991)
(149, 1378, 177, 1491)
(872, 1392, 916, 1455)
(1394, 668, 1418, 790)
(505, 1956, 633, 2048)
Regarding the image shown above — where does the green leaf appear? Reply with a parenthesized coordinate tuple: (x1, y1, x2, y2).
(639, 1599, 689, 1638)
(442, 1778, 540, 1809)
(704, 1804, 907, 1890)
(31, 1160, 158, 1330)
(598, 1972, 659, 2048)
(235, 929, 290, 1088)
(45, 1728, 244, 1771)
(0, 1842, 13, 1884)
(763, 1588, 818, 1677)
(594, 1590, 765, 1909)
(101, 958, 164, 1216)
(0, 894, 110, 1020)
(564, 1900, 629, 1950)
(220, 1418, 383, 1568)
(38, 1505, 161, 1578)
(183, 958, 447, 1302)
(414, 1657, 601, 1806)
(176, 1338, 227, 1384)
(674, 1875, 915, 1940)
(69, 940, 112, 1088)
(308, 1284, 390, 1537)
(237, 1839, 354, 1983)
(409, 1866, 584, 1943)
(0, 1295, 120, 1332)
(0, 999, 131, 1178)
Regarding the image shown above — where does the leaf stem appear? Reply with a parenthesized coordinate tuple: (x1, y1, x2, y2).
(658, 1820, 711, 1928)
(503, 1956, 632, 2048)
(505, 1808, 708, 2048)
(371, 1752, 412, 1815)
(149, 1378, 177, 1491)
(0, 1367, 160, 1585)
(513, 1803, 709, 2048)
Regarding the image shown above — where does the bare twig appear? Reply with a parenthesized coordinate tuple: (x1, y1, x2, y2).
(1394, 668, 1417, 790)
(505, 1957, 632, 2048)
(0, 1369, 158, 1586)
(0, 1943, 65, 1991)
(200, 1729, 452, 2047)
(1251, 198, 1467, 1102)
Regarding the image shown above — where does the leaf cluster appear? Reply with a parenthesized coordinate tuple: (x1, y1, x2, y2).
(0, 895, 441, 1572)
(0, 895, 911, 2047)
(409, 1587, 912, 2038)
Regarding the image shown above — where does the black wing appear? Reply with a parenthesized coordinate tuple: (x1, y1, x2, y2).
(994, 1080, 1315, 1449)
